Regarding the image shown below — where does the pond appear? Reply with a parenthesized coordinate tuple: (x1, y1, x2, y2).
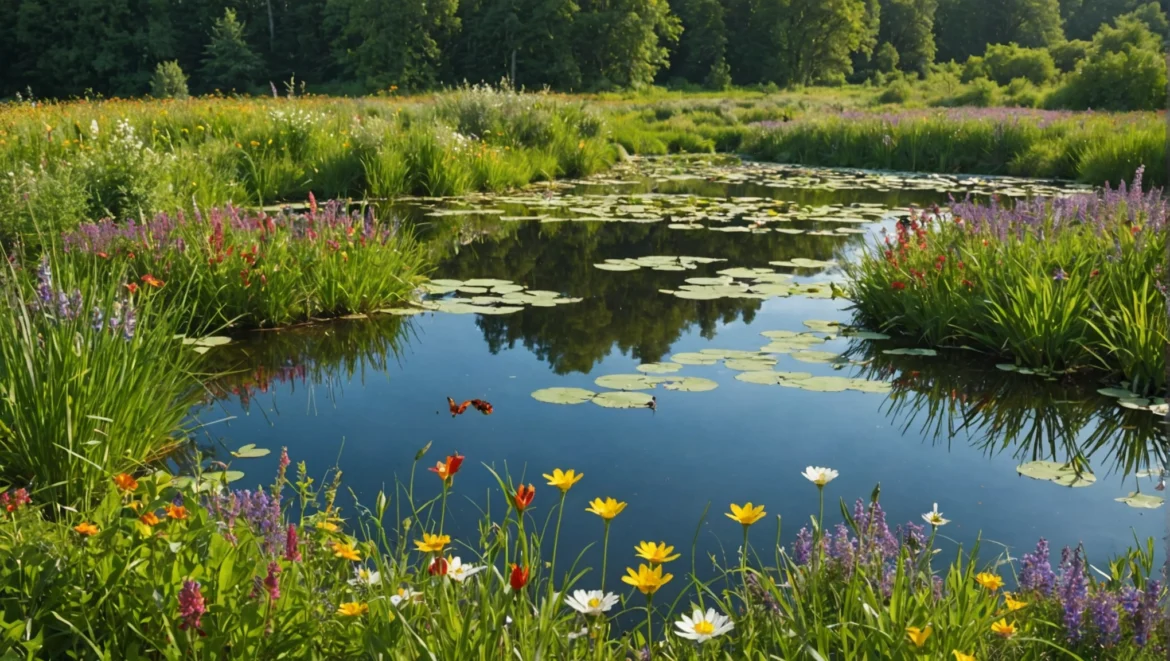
(196, 156, 1166, 596)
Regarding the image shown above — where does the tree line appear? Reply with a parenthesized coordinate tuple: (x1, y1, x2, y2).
(0, 0, 1164, 98)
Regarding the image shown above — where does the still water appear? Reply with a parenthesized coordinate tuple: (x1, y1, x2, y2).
(196, 157, 1167, 592)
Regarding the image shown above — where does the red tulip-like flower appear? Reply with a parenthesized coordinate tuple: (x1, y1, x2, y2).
(513, 484, 535, 512)
(428, 556, 449, 576)
(891, 281, 906, 291)
(428, 454, 464, 482)
(509, 563, 529, 591)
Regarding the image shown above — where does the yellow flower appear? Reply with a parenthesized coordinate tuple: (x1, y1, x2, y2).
(905, 625, 932, 648)
(990, 618, 1016, 638)
(577, 139, 585, 149)
(414, 533, 450, 553)
(543, 468, 584, 493)
(725, 502, 766, 527)
(952, 652, 975, 661)
(634, 541, 680, 565)
(317, 521, 339, 533)
(250, 140, 260, 147)
(332, 541, 362, 561)
(975, 572, 1004, 591)
(1004, 593, 1027, 611)
(586, 497, 627, 520)
(73, 522, 99, 536)
(621, 564, 673, 595)
(337, 602, 369, 617)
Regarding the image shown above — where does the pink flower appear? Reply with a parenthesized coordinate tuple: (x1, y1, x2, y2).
(264, 562, 281, 602)
(284, 524, 301, 562)
(178, 580, 206, 632)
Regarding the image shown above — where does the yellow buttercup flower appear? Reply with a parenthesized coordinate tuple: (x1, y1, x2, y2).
(332, 541, 362, 561)
(586, 497, 627, 520)
(621, 564, 673, 595)
(975, 572, 1004, 591)
(543, 468, 584, 493)
(337, 602, 369, 617)
(952, 652, 975, 661)
(725, 502, 766, 527)
(634, 541, 680, 565)
(1004, 593, 1027, 611)
(414, 532, 451, 553)
(905, 625, 932, 648)
(990, 618, 1016, 638)
(317, 521, 339, 533)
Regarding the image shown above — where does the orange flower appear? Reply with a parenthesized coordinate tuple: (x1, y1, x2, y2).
(428, 454, 464, 482)
(513, 484, 535, 512)
(140, 512, 160, 526)
(141, 274, 165, 288)
(509, 563, 530, 591)
(165, 503, 188, 520)
(125, 282, 139, 295)
(74, 522, 99, 536)
(113, 473, 139, 492)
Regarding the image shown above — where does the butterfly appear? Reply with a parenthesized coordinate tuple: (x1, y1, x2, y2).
(469, 399, 493, 415)
(447, 397, 494, 417)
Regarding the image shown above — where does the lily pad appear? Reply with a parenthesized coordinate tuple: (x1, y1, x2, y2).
(882, 348, 938, 357)
(636, 362, 683, 374)
(594, 374, 663, 391)
(686, 277, 734, 286)
(464, 278, 512, 287)
(735, 371, 813, 385)
(592, 392, 656, 409)
(531, 387, 596, 405)
(842, 329, 891, 341)
(1115, 492, 1164, 509)
(428, 279, 464, 287)
(230, 444, 270, 458)
(475, 306, 525, 315)
(594, 262, 640, 272)
(1098, 387, 1140, 398)
(760, 330, 801, 339)
(802, 320, 843, 334)
(1016, 461, 1096, 488)
(672, 289, 724, 301)
(491, 284, 526, 294)
(661, 377, 719, 392)
(377, 307, 423, 316)
(671, 352, 720, 366)
(792, 350, 841, 364)
(725, 358, 779, 371)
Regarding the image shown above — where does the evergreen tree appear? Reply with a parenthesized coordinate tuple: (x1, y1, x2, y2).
(201, 9, 264, 92)
(878, 0, 937, 75)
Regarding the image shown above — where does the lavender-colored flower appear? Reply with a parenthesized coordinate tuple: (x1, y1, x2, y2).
(1019, 538, 1056, 596)
(879, 565, 896, 599)
(853, 499, 898, 559)
(178, 580, 206, 631)
(829, 523, 856, 575)
(121, 298, 136, 340)
(1088, 590, 1120, 646)
(1057, 546, 1089, 642)
(90, 307, 104, 332)
(35, 256, 52, 306)
(1134, 580, 1161, 648)
(1053, 267, 1068, 281)
(931, 575, 944, 602)
(1120, 586, 1141, 616)
(793, 527, 813, 566)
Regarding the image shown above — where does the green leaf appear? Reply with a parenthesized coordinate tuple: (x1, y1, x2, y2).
(230, 444, 271, 458)
(591, 392, 655, 409)
(531, 387, 596, 405)
(661, 377, 719, 392)
(636, 362, 683, 374)
(1016, 461, 1096, 488)
(1115, 492, 1164, 509)
(594, 374, 663, 391)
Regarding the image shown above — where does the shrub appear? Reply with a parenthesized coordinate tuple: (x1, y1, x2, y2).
(981, 43, 1057, 85)
(1049, 39, 1090, 72)
(1003, 77, 1041, 108)
(150, 61, 189, 100)
(946, 77, 1000, 107)
(1053, 47, 1167, 111)
(877, 78, 913, 104)
(960, 56, 988, 83)
(875, 42, 900, 74)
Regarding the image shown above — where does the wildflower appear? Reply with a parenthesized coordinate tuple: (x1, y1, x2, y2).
(74, 522, 99, 536)
(586, 497, 626, 520)
(975, 572, 1004, 591)
(414, 533, 450, 553)
(891, 281, 906, 290)
(428, 556, 449, 576)
(284, 524, 302, 561)
(140, 512, 160, 526)
(635, 541, 680, 565)
(250, 140, 260, 148)
(317, 520, 339, 533)
(390, 587, 422, 607)
(337, 602, 368, 617)
(178, 580, 206, 631)
(906, 625, 932, 648)
(125, 282, 139, 295)
(428, 453, 464, 482)
(113, 473, 139, 492)
(349, 566, 382, 587)
(164, 503, 188, 520)
(509, 564, 530, 591)
(674, 608, 733, 643)
(543, 468, 584, 493)
(141, 274, 164, 288)
(921, 503, 949, 527)
(565, 590, 619, 616)
(1053, 267, 1068, 281)
(1019, 538, 1055, 596)
(990, 618, 1016, 638)
(1004, 593, 1027, 611)
(725, 503, 766, 527)
(513, 484, 535, 512)
(447, 557, 486, 582)
(1134, 580, 1160, 647)
(801, 466, 839, 486)
(622, 564, 673, 595)
(332, 541, 362, 561)
(263, 562, 281, 601)
(952, 652, 975, 661)
(1088, 590, 1120, 647)
(1058, 546, 1088, 641)
(1, 488, 31, 513)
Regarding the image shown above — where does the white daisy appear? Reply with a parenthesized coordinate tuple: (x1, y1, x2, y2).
(564, 590, 620, 616)
(348, 566, 381, 587)
(674, 608, 734, 643)
(921, 503, 949, 527)
(801, 466, 839, 486)
(447, 556, 487, 583)
(390, 587, 422, 607)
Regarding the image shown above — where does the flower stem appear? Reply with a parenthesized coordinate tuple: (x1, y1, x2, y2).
(741, 525, 750, 595)
(600, 520, 611, 592)
(645, 594, 654, 659)
(438, 481, 449, 537)
(550, 491, 566, 597)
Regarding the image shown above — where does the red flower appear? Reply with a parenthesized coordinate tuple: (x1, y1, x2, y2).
(957, 261, 965, 270)
(1131, 225, 1141, 235)
(509, 563, 529, 591)
(428, 454, 465, 482)
(961, 279, 974, 288)
(141, 274, 165, 288)
(428, 556, 449, 576)
(513, 484, 535, 512)
(125, 282, 139, 295)
(1090, 269, 1100, 278)
(891, 281, 906, 291)
(97, 252, 109, 259)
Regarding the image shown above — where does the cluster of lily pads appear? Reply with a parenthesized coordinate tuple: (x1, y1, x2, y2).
(1015, 460, 1165, 510)
(1096, 386, 1169, 416)
(396, 279, 582, 316)
(656, 265, 842, 302)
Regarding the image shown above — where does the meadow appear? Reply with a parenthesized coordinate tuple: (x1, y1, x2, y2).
(0, 87, 1166, 658)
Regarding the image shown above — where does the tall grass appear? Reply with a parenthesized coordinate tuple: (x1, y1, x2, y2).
(0, 446, 1162, 658)
(0, 253, 199, 509)
(847, 170, 1168, 392)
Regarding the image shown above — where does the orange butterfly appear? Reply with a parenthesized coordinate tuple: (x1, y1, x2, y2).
(470, 399, 493, 415)
(446, 397, 470, 417)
